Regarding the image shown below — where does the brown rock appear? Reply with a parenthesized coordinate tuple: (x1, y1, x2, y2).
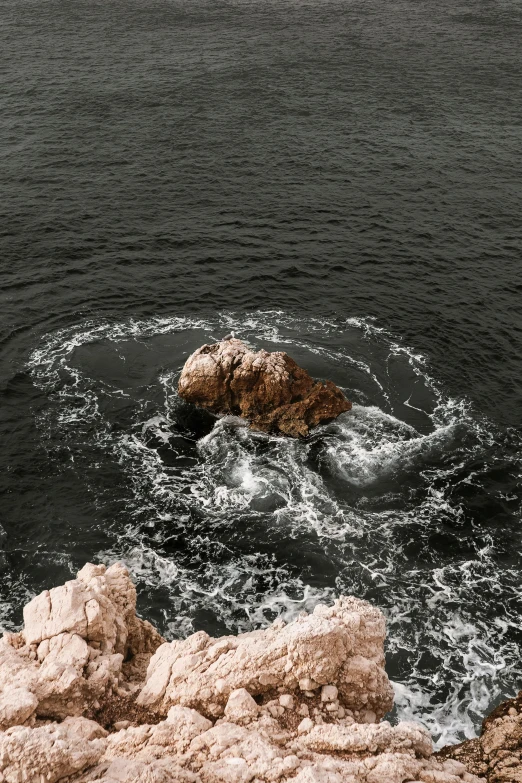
(178, 338, 351, 437)
(437, 690, 522, 782)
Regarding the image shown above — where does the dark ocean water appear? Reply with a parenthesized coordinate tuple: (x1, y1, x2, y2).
(1, 0, 522, 747)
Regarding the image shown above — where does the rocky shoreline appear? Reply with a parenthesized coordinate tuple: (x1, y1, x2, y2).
(436, 692, 522, 782)
(0, 561, 498, 783)
(0, 346, 517, 782)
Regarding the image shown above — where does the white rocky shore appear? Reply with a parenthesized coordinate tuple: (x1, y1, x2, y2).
(0, 563, 483, 783)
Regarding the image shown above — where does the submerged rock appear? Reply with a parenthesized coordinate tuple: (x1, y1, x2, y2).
(0, 562, 485, 783)
(177, 337, 352, 437)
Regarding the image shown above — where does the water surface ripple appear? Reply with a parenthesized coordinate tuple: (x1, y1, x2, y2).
(0, 0, 521, 748)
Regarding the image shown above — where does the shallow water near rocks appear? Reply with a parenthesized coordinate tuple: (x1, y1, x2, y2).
(4, 312, 518, 748)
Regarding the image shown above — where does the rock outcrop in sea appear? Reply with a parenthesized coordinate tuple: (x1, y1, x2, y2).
(0, 562, 485, 782)
(177, 338, 352, 437)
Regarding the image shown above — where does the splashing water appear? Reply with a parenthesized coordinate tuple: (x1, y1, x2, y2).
(18, 311, 522, 746)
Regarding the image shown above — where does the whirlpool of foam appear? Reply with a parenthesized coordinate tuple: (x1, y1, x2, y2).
(25, 311, 522, 747)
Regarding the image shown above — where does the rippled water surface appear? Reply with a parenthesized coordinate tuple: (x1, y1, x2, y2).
(1, 0, 521, 748)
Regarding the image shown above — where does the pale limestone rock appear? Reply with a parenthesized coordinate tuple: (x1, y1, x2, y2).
(113, 720, 131, 731)
(24, 562, 162, 657)
(224, 689, 259, 722)
(298, 717, 315, 734)
(62, 715, 109, 740)
(137, 596, 394, 721)
(298, 720, 433, 756)
(292, 769, 345, 783)
(0, 633, 39, 696)
(104, 721, 201, 761)
(299, 677, 320, 692)
(0, 723, 104, 783)
(320, 685, 338, 703)
(0, 686, 37, 729)
(77, 758, 201, 782)
(0, 564, 486, 783)
(166, 705, 213, 747)
(0, 562, 164, 726)
(188, 721, 300, 781)
(74, 715, 482, 783)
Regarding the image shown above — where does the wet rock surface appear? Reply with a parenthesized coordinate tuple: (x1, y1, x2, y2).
(0, 562, 485, 782)
(177, 338, 352, 437)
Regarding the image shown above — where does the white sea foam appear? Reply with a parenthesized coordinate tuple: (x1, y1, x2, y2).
(25, 310, 522, 747)
(96, 541, 333, 639)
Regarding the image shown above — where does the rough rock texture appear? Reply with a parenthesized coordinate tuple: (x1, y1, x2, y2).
(0, 722, 105, 783)
(0, 562, 164, 725)
(136, 596, 394, 720)
(177, 338, 352, 437)
(439, 689, 522, 782)
(0, 563, 485, 783)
